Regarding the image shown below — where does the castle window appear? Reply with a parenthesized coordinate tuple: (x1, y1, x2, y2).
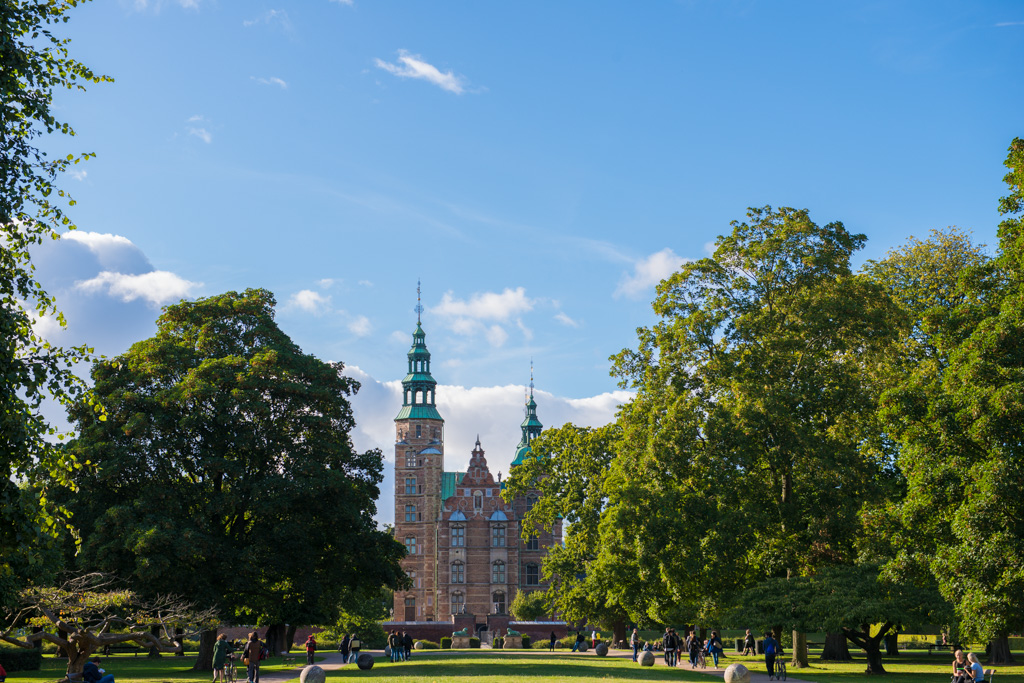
(405, 477, 417, 494)
(451, 525, 465, 547)
(492, 591, 506, 614)
(416, 424, 422, 438)
(474, 494, 482, 510)
(526, 495, 537, 511)
(492, 561, 505, 583)
(491, 526, 505, 547)
(404, 536, 417, 555)
(406, 452, 416, 467)
(450, 592, 465, 615)
(405, 505, 416, 522)
(451, 561, 465, 584)
(525, 563, 540, 586)
(526, 535, 539, 551)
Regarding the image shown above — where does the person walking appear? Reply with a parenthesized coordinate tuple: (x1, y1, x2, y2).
(243, 632, 263, 683)
(339, 634, 350, 664)
(212, 634, 229, 682)
(349, 634, 361, 664)
(591, 629, 599, 650)
(687, 630, 703, 668)
(763, 631, 779, 680)
(662, 627, 675, 667)
(707, 630, 723, 668)
(304, 634, 317, 666)
(630, 628, 640, 662)
(742, 629, 756, 656)
(573, 630, 585, 652)
(403, 631, 413, 661)
(549, 631, 557, 652)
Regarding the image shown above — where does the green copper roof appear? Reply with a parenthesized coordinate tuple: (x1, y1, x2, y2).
(394, 405, 444, 421)
(402, 372, 437, 383)
(511, 445, 533, 468)
(441, 471, 465, 501)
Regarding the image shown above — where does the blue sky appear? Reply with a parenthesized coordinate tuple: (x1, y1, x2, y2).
(31, 0, 1024, 523)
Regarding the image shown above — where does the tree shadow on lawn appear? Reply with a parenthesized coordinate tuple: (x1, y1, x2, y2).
(329, 654, 710, 681)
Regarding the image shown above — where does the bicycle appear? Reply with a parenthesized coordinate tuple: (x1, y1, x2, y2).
(697, 649, 707, 669)
(224, 653, 237, 683)
(774, 657, 787, 681)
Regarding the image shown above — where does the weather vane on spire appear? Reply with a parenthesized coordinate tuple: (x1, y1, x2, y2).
(530, 358, 535, 398)
(415, 279, 423, 324)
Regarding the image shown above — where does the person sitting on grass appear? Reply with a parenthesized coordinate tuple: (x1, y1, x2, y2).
(83, 656, 115, 683)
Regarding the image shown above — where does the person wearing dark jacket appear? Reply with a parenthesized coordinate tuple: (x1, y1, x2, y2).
(339, 634, 350, 664)
(403, 632, 413, 661)
(662, 628, 675, 667)
(83, 657, 114, 683)
(243, 631, 264, 683)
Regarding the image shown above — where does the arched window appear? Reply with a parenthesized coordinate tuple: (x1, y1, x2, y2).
(451, 525, 465, 547)
(451, 561, 465, 584)
(474, 493, 483, 509)
(525, 563, 539, 586)
(492, 591, 506, 614)
(491, 525, 505, 547)
(492, 560, 505, 583)
(404, 504, 417, 522)
(526, 495, 537, 511)
(450, 592, 465, 615)
(404, 537, 417, 555)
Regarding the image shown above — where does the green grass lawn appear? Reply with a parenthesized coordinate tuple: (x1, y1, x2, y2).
(8, 649, 1024, 683)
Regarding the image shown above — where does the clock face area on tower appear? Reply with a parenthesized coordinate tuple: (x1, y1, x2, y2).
(390, 309, 561, 626)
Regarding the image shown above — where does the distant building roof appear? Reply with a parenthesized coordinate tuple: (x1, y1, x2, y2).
(441, 471, 465, 501)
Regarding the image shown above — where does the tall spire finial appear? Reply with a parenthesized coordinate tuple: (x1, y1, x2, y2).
(529, 358, 535, 398)
(415, 279, 424, 324)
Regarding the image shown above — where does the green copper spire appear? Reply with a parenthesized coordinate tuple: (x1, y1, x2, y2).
(395, 282, 443, 422)
(511, 363, 543, 467)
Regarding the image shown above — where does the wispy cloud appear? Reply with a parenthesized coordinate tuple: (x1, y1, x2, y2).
(77, 270, 201, 307)
(432, 287, 534, 348)
(554, 311, 580, 328)
(251, 76, 288, 89)
(132, 0, 202, 11)
(185, 115, 212, 143)
(288, 289, 332, 315)
(374, 50, 469, 94)
(317, 278, 336, 289)
(243, 9, 293, 32)
(69, 169, 88, 181)
(348, 315, 372, 337)
(995, 21, 1024, 26)
(615, 247, 690, 298)
(329, 0, 354, 5)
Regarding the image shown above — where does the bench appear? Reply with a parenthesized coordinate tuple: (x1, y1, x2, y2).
(102, 645, 147, 657)
(928, 643, 953, 655)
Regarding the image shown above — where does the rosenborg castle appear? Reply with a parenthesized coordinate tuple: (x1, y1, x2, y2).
(386, 312, 563, 640)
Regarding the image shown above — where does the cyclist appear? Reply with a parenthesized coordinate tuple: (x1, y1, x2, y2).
(764, 631, 779, 680)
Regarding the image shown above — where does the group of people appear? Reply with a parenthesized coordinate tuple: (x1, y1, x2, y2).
(336, 633, 363, 664)
(625, 627, 724, 667)
(952, 649, 986, 683)
(386, 630, 413, 662)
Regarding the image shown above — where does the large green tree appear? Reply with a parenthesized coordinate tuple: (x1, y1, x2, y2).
(880, 139, 1024, 664)
(1, 0, 109, 608)
(64, 289, 407, 668)
(607, 207, 899, 663)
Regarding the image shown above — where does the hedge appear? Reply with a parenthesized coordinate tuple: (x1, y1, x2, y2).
(440, 637, 452, 649)
(522, 635, 531, 648)
(469, 637, 480, 648)
(415, 640, 439, 649)
(0, 647, 43, 672)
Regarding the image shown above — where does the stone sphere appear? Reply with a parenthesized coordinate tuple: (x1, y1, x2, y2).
(724, 663, 751, 683)
(414, 641, 425, 650)
(595, 643, 609, 657)
(383, 645, 391, 657)
(356, 653, 374, 670)
(577, 642, 588, 653)
(639, 650, 655, 667)
(299, 665, 326, 683)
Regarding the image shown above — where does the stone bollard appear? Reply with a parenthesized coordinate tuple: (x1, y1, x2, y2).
(414, 641, 425, 650)
(724, 663, 751, 683)
(595, 643, 609, 657)
(356, 653, 374, 670)
(299, 665, 326, 683)
(639, 650, 655, 667)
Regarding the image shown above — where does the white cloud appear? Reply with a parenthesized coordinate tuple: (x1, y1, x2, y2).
(995, 21, 1024, 26)
(434, 287, 533, 321)
(485, 324, 509, 348)
(348, 315, 372, 337)
(615, 247, 690, 298)
(70, 169, 87, 181)
(341, 365, 632, 526)
(329, 0, 354, 5)
(188, 127, 212, 144)
(63, 231, 133, 252)
(554, 311, 580, 328)
(243, 9, 292, 31)
(374, 50, 468, 94)
(77, 270, 201, 307)
(252, 76, 288, 89)
(288, 289, 332, 314)
(317, 278, 335, 289)
(358, 280, 373, 287)
(516, 318, 533, 341)
(187, 114, 204, 122)
(390, 330, 409, 344)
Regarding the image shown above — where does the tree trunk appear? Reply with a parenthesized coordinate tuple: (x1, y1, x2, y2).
(843, 622, 889, 675)
(192, 629, 217, 671)
(791, 630, 808, 668)
(265, 624, 286, 656)
(699, 626, 707, 640)
(884, 632, 899, 656)
(285, 625, 298, 653)
(175, 627, 185, 656)
(65, 647, 93, 678)
(864, 643, 886, 675)
(820, 632, 851, 661)
(987, 635, 1015, 665)
(32, 627, 43, 650)
(612, 620, 626, 647)
(148, 625, 162, 658)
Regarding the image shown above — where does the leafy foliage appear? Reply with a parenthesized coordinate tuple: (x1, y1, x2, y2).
(509, 589, 547, 622)
(1, 0, 110, 608)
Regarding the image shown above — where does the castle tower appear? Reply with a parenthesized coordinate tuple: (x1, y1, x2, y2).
(511, 366, 543, 468)
(394, 283, 445, 621)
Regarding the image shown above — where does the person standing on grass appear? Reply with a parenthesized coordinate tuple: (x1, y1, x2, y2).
(707, 630, 723, 668)
(550, 631, 557, 652)
(349, 634, 361, 663)
(662, 627, 675, 666)
(763, 631, 779, 680)
(403, 631, 413, 661)
(212, 634, 229, 682)
(687, 630, 703, 668)
(742, 629, 756, 656)
(305, 634, 317, 665)
(630, 628, 640, 662)
(243, 631, 263, 683)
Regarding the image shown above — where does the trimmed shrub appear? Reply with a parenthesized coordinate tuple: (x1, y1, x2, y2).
(440, 637, 452, 649)
(0, 647, 43, 672)
(493, 637, 504, 649)
(522, 635, 531, 648)
(533, 639, 552, 649)
(469, 637, 480, 648)
(414, 640, 439, 649)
